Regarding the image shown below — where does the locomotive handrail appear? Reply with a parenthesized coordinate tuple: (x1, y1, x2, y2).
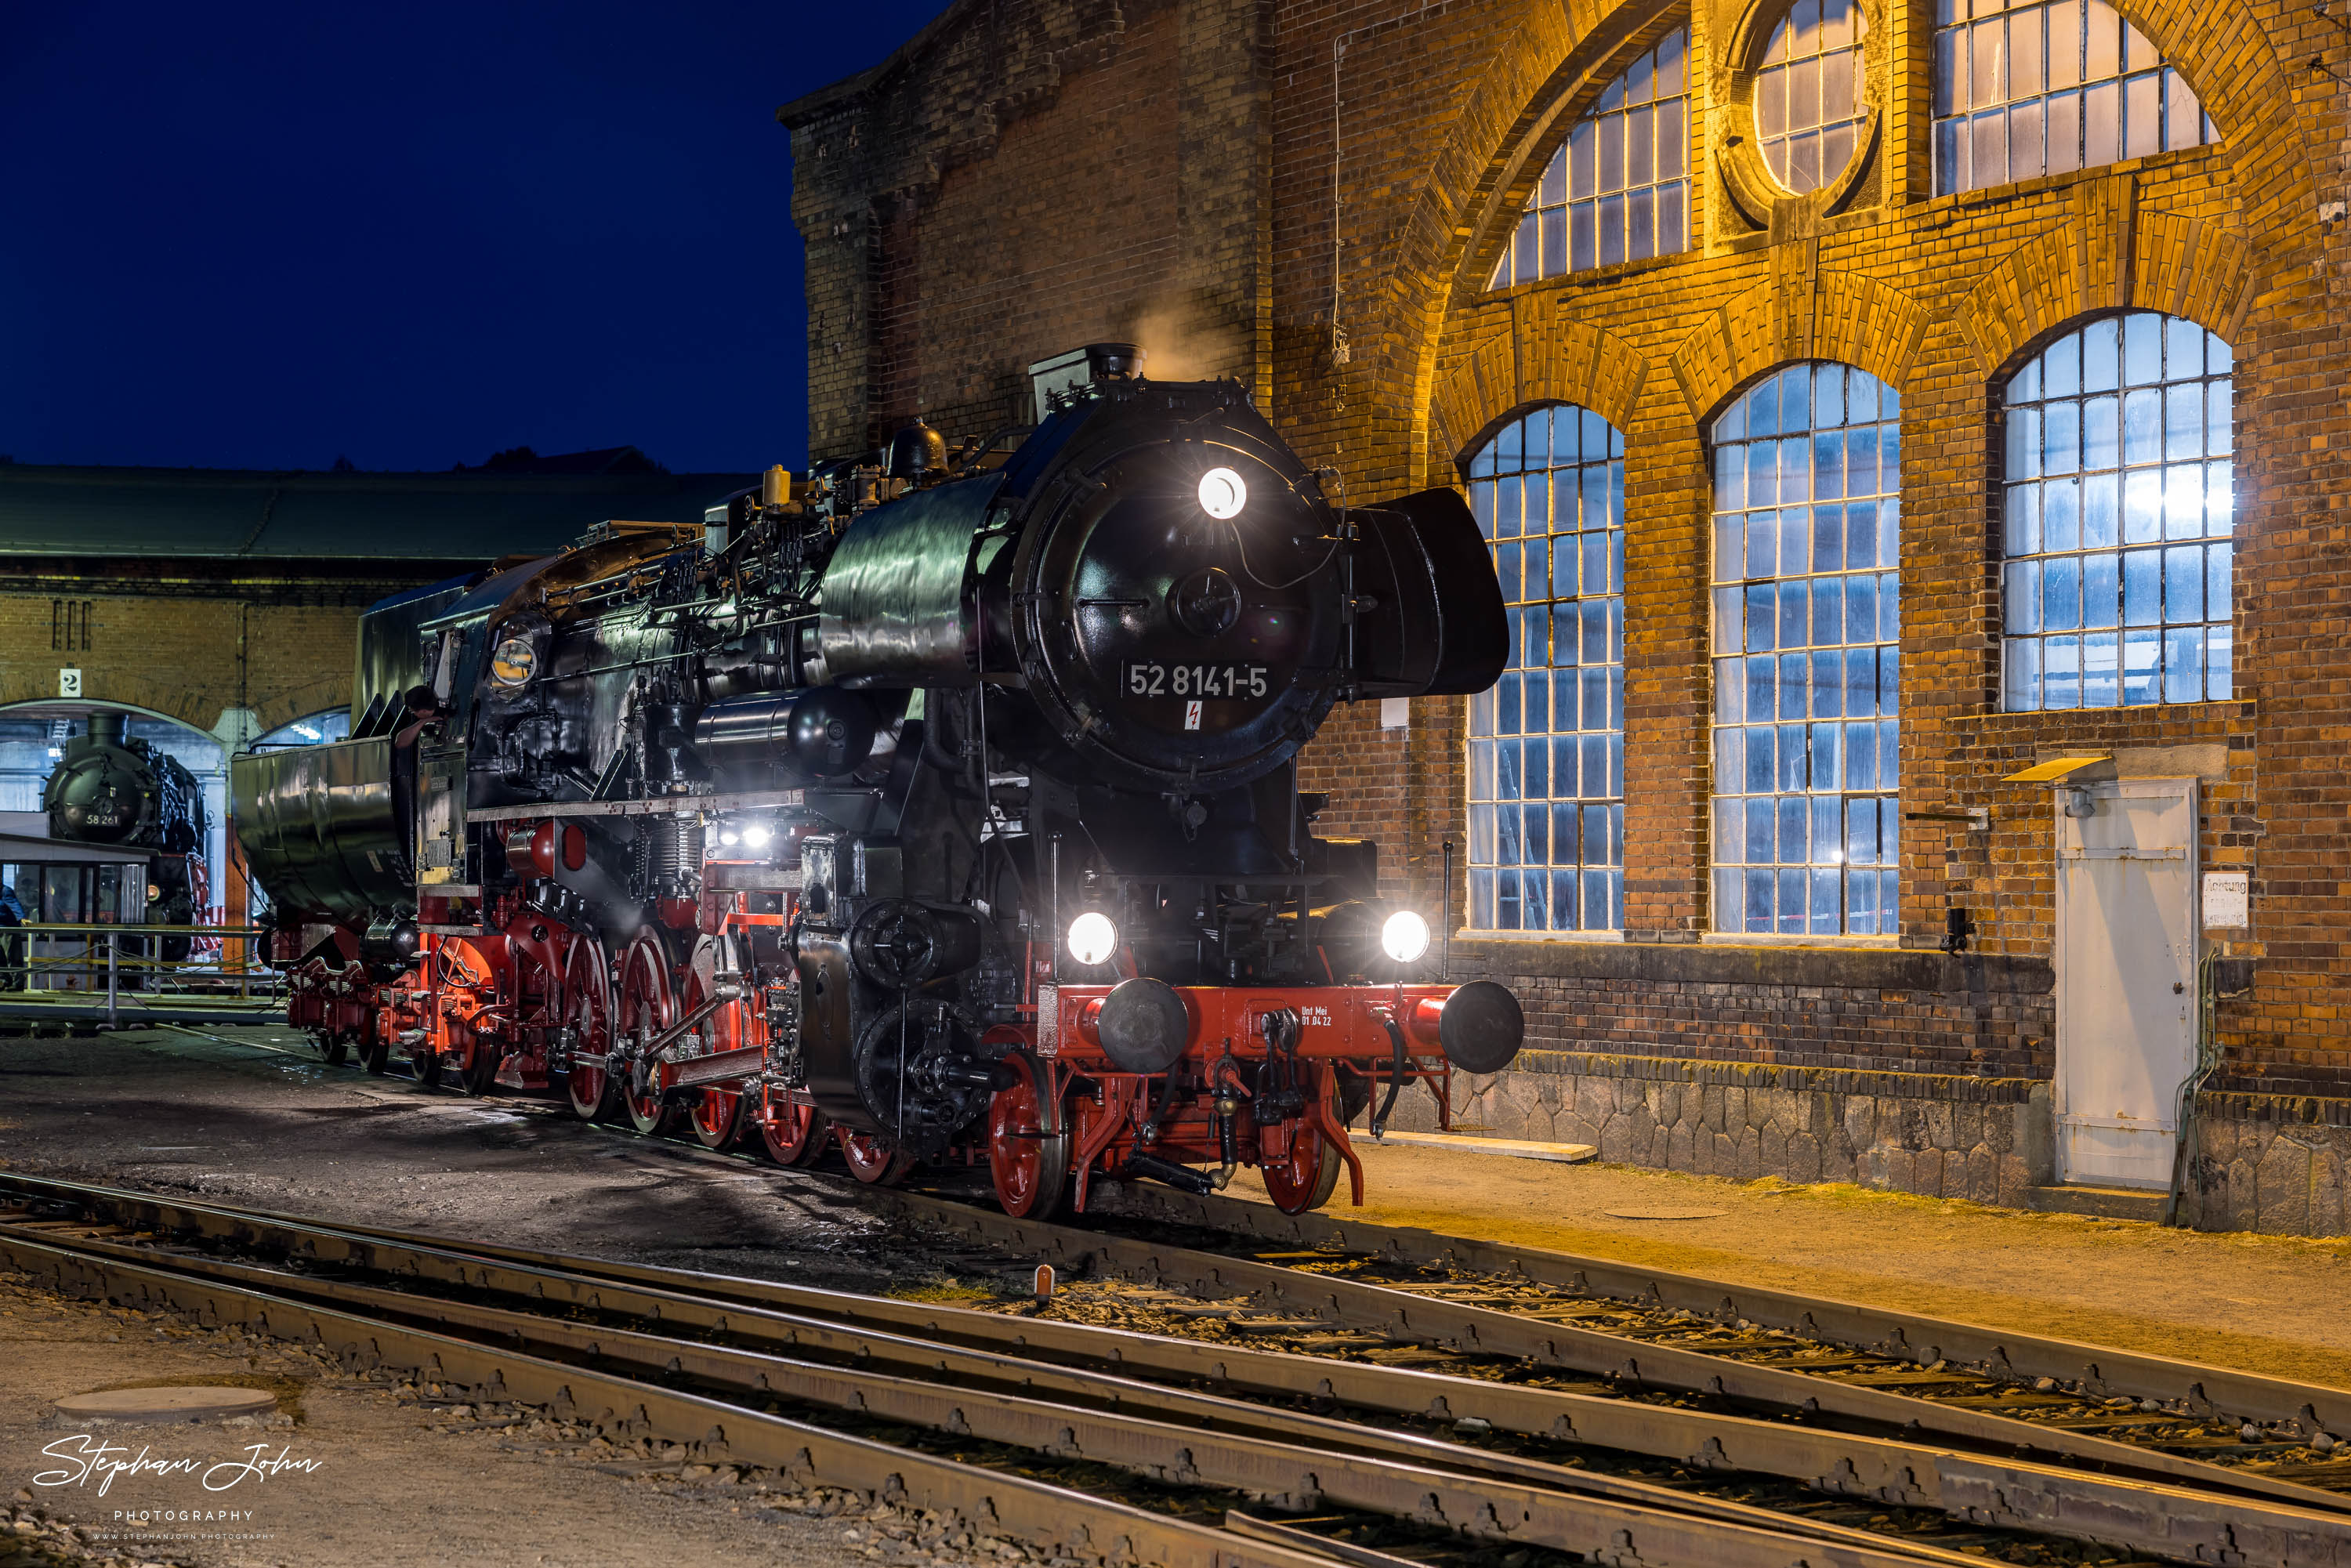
(465, 788, 809, 824)
(15, 922, 269, 936)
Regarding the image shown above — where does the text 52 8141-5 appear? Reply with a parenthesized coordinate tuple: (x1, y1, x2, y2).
(1125, 662, 1270, 699)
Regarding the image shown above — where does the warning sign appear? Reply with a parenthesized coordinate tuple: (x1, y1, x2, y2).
(1184, 699, 1202, 730)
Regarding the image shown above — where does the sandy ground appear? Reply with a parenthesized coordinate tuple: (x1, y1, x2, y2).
(0, 1270, 1060, 1568)
(0, 1025, 1047, 1568)
(1222, 1140, 2351, 1389)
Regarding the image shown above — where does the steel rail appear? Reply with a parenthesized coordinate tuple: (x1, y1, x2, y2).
(1095, 1181, 2351, 1438)
(142, 1018, 2351, 1439)
(0, 1231, 1328, 1568)
(7, 1175, 2349, 1563)
(9, 1168, 2339, 1514)
(0, 1214, 2125, 1566)
(846, 1179, 2351, 1503)
(0, 1226, 2014, 1568)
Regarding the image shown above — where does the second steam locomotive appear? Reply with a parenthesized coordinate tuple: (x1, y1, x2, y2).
(234, 346, 1523, 1215)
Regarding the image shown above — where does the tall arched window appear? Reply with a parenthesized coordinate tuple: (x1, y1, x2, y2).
(1709, 364, 1901, 936)
(2001, 311, 2232, 708)
(1465, 406, 1626, 932)
(1933, 0, 2209, 194)
(1490, 30, 1689, 288)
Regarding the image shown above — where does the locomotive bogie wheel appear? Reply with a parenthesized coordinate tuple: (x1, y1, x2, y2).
(616, 929, 681, 1137)
(837, 1128, 916, 1186)
(320, 1033, 350, 1067)
(1256, 1119, 1342, 1216)
(757, 1087, 828, 1167)
(458, 1034, 502, 1097)
(411, 1047, 442, 1090)
(563, 939, 618, 1123)
(690, 1088, 748, 1150)
(987, 1053, 1068, 1219)
(358, 1030, 391, 1076)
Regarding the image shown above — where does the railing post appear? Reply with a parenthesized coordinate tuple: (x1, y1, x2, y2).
(105, 936, 119, 1028)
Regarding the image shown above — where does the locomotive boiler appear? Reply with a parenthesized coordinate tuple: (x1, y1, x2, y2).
(233, 346, 1525, 1214)
(43, 712, 211, 961)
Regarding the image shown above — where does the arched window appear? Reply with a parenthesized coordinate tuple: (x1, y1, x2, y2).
(1490, 30, 1689, 288)
(251, 709, 353, 751)
(1465, 406, 1626, 932)
(1756, 0, 1868, 194)
(1933, 0, 2209, 195)
(2001, 311, 2232, 708)
(1709, 364, 1901, 936)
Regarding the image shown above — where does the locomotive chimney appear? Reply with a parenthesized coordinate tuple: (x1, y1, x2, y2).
(1084, 342, 1145, 382)
(85, 712, 125, 751)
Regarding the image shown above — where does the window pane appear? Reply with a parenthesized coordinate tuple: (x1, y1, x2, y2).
(1709, 364, 1896, 933)
(1494, 30, 1689, 284)
(1463, 404, 1627, 926)
(2003, 312, 2232, 710)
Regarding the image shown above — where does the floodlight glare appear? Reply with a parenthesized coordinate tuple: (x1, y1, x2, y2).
(1381, 910, 1431, 964)
(1197, 467, 1247, 520)
(743, 824, 773, 849)
(1067, 911, 1120, 965)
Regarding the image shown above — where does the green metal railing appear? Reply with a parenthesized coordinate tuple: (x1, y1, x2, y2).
(0, 922, 275, 1025)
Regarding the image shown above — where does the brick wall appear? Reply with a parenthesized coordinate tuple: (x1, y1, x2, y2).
(782, 0, 1272, 456)
(792, 0, 2351, 1221)
(0, 560, 453, 735)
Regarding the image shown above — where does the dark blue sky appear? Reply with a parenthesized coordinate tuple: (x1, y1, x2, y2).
(0, 2, 943, 476)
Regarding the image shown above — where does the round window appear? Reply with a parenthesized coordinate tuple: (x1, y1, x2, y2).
(1754, 0, 1867, 194)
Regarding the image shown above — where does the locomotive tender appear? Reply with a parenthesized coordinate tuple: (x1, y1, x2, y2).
(233, 347, 1525, 1215)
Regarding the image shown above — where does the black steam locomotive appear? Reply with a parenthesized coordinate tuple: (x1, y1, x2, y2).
(235, 347, 1523, 1214)
(44, 712, 211, 959)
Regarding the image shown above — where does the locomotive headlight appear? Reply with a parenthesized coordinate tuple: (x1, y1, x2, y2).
(1197, 466, 1248, 520)
(1381, 910, 1431, 965)
(742, 823, 773, 849)
(1067, 911, 1119, 966)
(490, 636, 537, 687)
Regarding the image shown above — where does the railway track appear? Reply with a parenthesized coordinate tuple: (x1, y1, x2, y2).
(96, 1027, 2351, 1482)
(6, 1172, 2351, 1567)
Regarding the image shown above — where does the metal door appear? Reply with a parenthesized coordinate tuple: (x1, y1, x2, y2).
(2054, 779, 2199, 1188)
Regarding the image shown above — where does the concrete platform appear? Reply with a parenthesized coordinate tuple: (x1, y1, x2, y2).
(1220, 1135, 2351, 1391)
(2029, 1183, 2171, 1222)
(1366, 1130, 1596, 1164)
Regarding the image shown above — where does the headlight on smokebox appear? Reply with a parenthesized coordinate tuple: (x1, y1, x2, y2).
(1381, 910, 1431, 964)
(1067, 911, 1119, 966)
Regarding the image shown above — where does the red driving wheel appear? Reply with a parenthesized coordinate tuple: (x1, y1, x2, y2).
(682, 934, 754, 1150)
(757, 1084, 828, 1166)
(987, 1052, 1068, 1219)
(562, 936, 616, 1121)
(617, 929, 680, 1137)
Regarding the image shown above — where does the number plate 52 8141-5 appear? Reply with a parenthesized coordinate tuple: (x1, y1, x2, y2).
(1124, 662, 1270, 699)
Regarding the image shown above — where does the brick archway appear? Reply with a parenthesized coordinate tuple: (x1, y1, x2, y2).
(1955, 177, 2258, 380)
(0, 672, 214, 736)
(1666, 261, 1929, 425)
(1431, 301, 1650, 467)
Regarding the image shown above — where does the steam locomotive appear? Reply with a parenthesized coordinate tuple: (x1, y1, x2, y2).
(44, 712, 211, 961)
(233, 347, 1523, 1215)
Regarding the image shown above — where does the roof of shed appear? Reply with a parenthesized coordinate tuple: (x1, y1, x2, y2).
(0, 462, 756, 561)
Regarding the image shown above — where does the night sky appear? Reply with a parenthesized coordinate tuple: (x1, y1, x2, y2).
(0, 2, 944, 476)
